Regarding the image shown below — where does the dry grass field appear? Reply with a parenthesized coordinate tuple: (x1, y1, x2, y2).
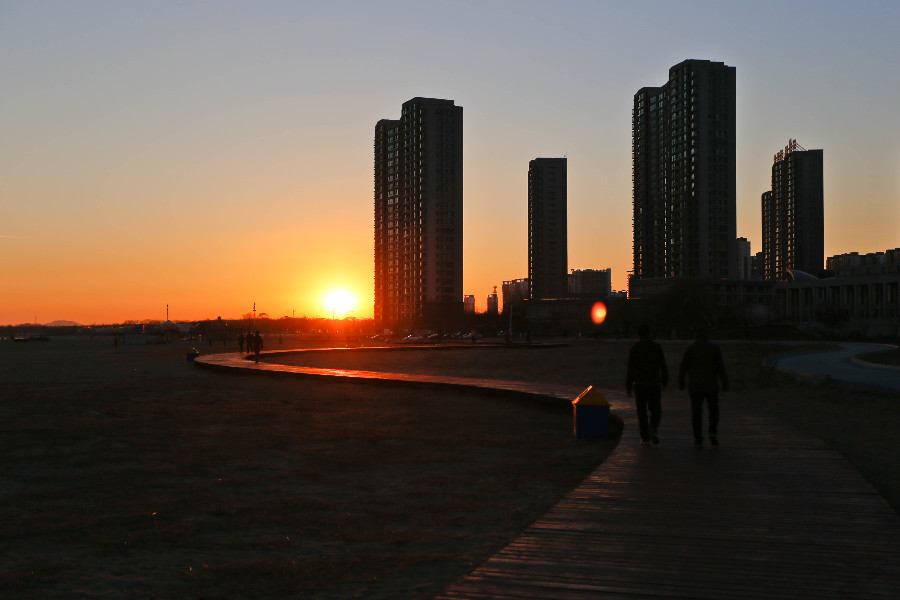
(2, 335, 897, 599)
(0, 336, 619, 599)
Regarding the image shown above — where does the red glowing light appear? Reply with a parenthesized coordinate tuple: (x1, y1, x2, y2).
(591, 302, 607, 325)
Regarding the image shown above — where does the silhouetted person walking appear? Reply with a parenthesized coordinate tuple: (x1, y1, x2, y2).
(678, 327, 729, 446)
(238, 333, 245, 354)
(625, 323, 668, 445)
(252, 331, 262, 363)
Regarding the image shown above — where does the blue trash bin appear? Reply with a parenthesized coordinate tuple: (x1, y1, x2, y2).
(572, 386, 610, 439)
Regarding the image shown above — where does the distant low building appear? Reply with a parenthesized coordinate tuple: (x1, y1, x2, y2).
(774, 265, 899, 336)
(568, 268, 612, 297)
(502, 278, 529, 311)
(827, 248, 899, 272)
(486, 287, 499, 315)
(523, 297, 648, 337)
(737, 238, 752, 280)
(629, 277, 775, 310)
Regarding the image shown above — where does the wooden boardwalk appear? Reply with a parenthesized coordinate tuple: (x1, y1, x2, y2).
(195, 348, 584, 404)
(437, 397, 900, 600)
(196, 349, 900, 599)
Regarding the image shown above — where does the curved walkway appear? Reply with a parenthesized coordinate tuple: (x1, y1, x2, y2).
(774, 342, 900, 392)
(195, 348, 900, 600)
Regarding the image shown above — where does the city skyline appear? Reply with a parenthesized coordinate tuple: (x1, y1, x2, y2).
(2, 1, 899, 325)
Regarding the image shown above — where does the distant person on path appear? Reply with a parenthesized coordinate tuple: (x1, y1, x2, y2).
(252, 331, 262, 363)
(678, 327, 729, 446)
(625, 323, 668, 445)
(238, 333, 244, 354)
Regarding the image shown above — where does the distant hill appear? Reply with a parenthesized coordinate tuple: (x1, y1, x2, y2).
(43, 320, 83, 327)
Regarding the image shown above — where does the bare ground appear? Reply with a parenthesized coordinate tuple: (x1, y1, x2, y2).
(0, 336, 619, 599)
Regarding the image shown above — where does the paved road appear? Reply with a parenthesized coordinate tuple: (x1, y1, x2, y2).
(774, 342, 900, 392)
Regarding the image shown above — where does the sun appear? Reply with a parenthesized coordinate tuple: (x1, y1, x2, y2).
(323, 288, 357, 318)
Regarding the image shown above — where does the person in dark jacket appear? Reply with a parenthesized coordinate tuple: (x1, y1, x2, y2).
(625, 323, 668, 445)
(251, 331, 262, 363)
(678, 327, 729, 446)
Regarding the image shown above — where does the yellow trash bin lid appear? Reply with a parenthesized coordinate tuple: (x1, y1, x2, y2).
(572, 385, 610, 407)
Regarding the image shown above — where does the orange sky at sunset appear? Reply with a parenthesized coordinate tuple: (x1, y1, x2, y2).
(2, 2, 898, 325)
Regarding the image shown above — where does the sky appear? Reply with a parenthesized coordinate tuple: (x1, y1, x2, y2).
(2, 0, 898, 325)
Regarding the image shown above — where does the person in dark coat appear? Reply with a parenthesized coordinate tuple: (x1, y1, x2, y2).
(625, 323, 668, 445)
(678, 327, 729, 446)
(252, 331, 262, 363)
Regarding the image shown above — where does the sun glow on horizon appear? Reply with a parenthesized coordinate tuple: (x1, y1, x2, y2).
(323, 288, 358, 319)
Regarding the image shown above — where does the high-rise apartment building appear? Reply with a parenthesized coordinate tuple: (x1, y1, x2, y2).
(761, 140, 823, 280)
(528, 158, 567, 299)
(374, 98, 463, 330)
(632, 59, 737, 281)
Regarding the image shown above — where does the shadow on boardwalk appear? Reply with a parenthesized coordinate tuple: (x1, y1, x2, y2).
(196, 348, 900, 600)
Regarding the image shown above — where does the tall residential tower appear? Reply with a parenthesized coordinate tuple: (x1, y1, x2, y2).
(632, 59, 737, 283)
(761, 140, 824, 280)
(374, 98, 463, 330)
(528, 157, 568, 300)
